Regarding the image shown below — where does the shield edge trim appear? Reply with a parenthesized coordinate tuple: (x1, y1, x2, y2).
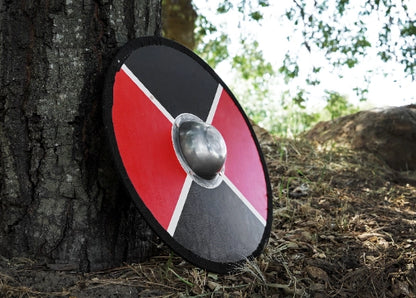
(102, 36, 273, 274)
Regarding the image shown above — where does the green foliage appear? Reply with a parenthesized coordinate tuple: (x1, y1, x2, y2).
(249, 11, 263, 21)
(283, 0, 416, 81)
(216, 1, 233, 14)
(194, 15, 230, 68)
(194, 0, 275, 129)
(228, 38, 275, 126)
(324, 91, 359, 120)
(239, 84, 360, 137)
(291, 90, 306, 109)
(196, 33, 229, 68)
(232, 39, 274, 83)
(216, 0, 269, 21)
(261, 92, 360, 137)
(269, 105, 321, 138)
(278, 54, 299, 83)
(192, 0, 411, 137)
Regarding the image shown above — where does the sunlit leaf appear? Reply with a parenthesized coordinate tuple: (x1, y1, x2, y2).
(249, 11, 263, 21)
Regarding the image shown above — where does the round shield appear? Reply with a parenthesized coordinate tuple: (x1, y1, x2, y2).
(103, 36, 272, 273)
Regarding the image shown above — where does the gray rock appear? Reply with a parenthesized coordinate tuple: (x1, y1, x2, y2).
(305, 105, 416, 170)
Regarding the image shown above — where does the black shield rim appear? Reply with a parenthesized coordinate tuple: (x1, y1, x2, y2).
(102, 36, 273, 273)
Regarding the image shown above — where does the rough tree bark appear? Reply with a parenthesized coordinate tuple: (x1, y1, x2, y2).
(0, 0, 161, 272)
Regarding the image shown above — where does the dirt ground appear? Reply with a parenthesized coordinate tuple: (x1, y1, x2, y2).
(1, 127, 416, 297)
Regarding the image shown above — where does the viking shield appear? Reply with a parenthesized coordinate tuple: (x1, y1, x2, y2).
(103, 37, 272, 273)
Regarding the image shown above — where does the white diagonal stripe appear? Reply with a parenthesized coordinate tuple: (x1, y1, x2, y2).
(205, 84, 223, 124)
(222, 175, 266, 226)
(167, 175, 193, 236)
(121, 64, 174, 123)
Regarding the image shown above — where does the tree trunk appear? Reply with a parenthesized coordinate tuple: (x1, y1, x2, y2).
(162, 0, 196, 49)
(0, 0, 161, 272)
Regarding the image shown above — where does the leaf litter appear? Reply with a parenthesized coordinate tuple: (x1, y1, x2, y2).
(1, 124, 416, 297)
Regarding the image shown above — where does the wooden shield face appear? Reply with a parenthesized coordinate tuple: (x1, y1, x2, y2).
(103, 37, 272, 273)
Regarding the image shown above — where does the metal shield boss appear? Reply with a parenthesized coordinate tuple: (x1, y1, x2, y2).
(103, 37, 272, 273)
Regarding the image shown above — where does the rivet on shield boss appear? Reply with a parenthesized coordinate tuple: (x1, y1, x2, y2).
(103, 36, 273, 273)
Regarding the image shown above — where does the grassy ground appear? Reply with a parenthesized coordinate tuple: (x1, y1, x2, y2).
(1, 127, 415, 297)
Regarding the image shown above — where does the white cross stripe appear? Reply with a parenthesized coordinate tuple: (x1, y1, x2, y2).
(120, 67, 267, 234)
(167, 175, 193, 236)
(222, 175, 267, 226)
(121, 64, 175, 123)
(205, 84, 223, 124)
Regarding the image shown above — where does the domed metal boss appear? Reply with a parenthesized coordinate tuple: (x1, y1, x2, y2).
(172, 113, 226, 188)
